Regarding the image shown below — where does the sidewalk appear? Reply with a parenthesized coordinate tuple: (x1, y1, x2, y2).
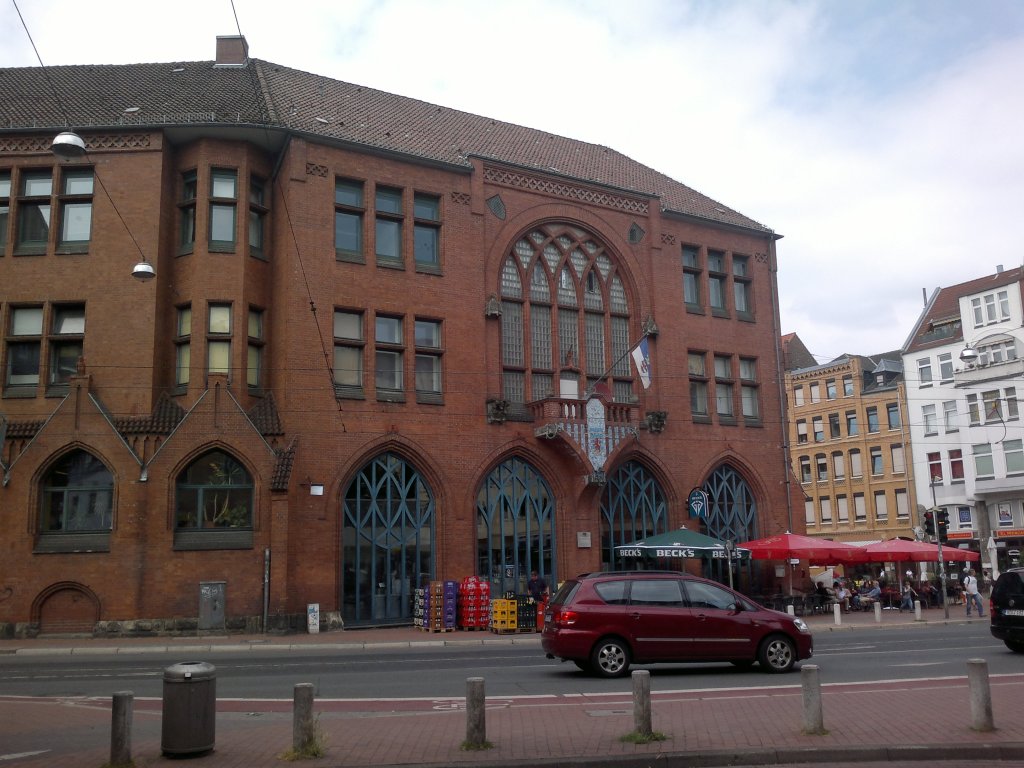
(2, 609, 1019, 768)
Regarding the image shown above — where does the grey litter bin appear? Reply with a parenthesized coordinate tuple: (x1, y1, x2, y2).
(162, 661, 216, 756)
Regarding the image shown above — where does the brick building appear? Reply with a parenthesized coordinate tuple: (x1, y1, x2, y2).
(0, 36, 795, 636)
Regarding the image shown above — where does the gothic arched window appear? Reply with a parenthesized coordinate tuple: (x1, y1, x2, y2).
(40, 449, 113, 532)
(499, 225, 633, 405)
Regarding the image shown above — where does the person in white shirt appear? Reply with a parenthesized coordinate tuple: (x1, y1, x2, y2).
(963, 569, 984, 618)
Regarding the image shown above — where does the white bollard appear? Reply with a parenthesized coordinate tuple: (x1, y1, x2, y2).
(801, 665, 826, 735)
(914, 600, 922, 621)
(967, 659, 994, 731)
(873, 602, 882, 622)
(787, 604, 795, 616)
(833, 602, 842, 626)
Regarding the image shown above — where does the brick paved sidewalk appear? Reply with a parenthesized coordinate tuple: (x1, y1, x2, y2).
(2, 673, 1022, 767)
(0, 608, 1013, 768)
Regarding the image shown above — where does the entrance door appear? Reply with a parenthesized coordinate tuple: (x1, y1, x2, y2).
(476, 457, 556, 595)
(342, 452, 435, 626)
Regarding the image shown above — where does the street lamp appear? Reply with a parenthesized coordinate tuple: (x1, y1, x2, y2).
(50, 129, 156, 282)
(929, 475, 950, 620)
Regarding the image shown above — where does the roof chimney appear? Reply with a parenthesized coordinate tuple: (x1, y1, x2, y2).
(996, 264, 1004, 273)
(215, 35, 249, 67)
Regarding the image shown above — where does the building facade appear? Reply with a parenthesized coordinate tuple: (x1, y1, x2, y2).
(0, 37, 796, 636)
(785, 347, 918, 549)
(903, 267, 1024, 578)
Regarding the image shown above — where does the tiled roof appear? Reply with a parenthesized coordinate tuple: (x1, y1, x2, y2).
(271, 438, 297, 492)
(3, 419, 43, 439)
(248, 392, 284, 436)
(904, 267, 1024, 353)
(114, 392, 185, 435)
(0, 55, 772, 235)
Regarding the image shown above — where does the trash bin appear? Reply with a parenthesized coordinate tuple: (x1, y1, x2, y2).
(162, 661, 216, 756)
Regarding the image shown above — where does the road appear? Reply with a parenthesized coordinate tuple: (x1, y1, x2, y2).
(0, 622, 1013, 701)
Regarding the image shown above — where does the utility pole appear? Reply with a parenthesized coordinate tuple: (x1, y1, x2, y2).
(930, 477, 949, 620)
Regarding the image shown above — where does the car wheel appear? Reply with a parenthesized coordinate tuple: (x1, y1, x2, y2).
(573, 659, 591, 671)
(1005, 640, 1024, 654)
(758, 634, 796, 673)
(591, 637, 631, 678)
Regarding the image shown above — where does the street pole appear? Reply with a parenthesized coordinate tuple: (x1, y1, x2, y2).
(725, 540, 735, 590)
(931, 477, 950, 620)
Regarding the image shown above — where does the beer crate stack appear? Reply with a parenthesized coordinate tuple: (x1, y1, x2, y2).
(457, 575, 491, 630)
(517, 596, 537, 631)
(490, 593, 518, 633)
(415, 579, 458, 631)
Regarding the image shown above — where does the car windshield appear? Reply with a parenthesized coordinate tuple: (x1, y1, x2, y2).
(549, 581, 580, 606)
(993, 572, 1024, 600)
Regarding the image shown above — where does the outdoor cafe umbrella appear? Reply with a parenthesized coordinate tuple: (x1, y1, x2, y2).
(615, 526, 750, 561)
(737, 532, 865, 564)
(737, 532, 866, 595)
(861, 538, 979, 563)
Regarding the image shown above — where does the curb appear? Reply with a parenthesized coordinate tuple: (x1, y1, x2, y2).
(366, 742, 1024, 768)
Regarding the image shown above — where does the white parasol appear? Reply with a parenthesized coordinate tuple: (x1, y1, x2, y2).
(986, 536, 1000, 582)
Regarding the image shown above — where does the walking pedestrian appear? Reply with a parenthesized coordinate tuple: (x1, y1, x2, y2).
(963, 569, 984, 617)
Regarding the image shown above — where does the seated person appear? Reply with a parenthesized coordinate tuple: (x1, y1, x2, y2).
(859, 580, 882, 608)
(833, 581, 851, 612)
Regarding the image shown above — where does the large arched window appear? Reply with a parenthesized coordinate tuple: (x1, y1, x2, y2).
(476, 457, 556, 595)
(702, 463, 758, 583)
(342, 452, 435, 626)
(600, 460, 667, 570)
(175, 450, 253, 530)
(499, 224, 634, 406)
(40, 449, 113, 532)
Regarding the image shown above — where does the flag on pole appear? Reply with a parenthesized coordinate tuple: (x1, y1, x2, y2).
(631, 337, 652, 389)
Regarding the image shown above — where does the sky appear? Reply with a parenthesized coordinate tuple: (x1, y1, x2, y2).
(3, 0, 1023, 364)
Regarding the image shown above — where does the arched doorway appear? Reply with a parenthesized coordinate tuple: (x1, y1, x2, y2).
(342, 452, 435, 626)
(599, 460, 668, 570)
(476, 457, 556, 595)
(35, 582, 100, 635)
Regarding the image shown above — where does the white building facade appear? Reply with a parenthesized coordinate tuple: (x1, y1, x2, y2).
(903, 267, 1024, 580)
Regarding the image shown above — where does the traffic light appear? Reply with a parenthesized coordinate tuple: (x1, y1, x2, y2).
(937, 508, 950, 543)
(923, 509, 935, 537)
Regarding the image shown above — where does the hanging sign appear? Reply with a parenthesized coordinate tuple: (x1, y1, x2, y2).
(688, 488, 710, 519)
(586, 397, 607, 471)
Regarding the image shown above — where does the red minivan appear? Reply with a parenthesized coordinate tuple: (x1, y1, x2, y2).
(542, 571, 813, 677)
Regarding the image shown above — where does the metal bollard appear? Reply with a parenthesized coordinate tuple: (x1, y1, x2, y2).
(632, 670, 652, 736)
(293, 683, 316, 753)
(967, 659, 994, 731)
(873, 602, 882, 622)
(466, 677, 486, 747)
(833, 602, 842, 625)
(110, 691, 133, 767)
(801, 665, 826, 735)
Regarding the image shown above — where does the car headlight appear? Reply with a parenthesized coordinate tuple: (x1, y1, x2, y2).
(793, 618, 810, 633)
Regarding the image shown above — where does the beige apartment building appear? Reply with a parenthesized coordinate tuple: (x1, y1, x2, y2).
(783, 340, 919, 550)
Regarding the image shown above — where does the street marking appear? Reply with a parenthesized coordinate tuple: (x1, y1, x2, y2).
(1, 751, 50, 761)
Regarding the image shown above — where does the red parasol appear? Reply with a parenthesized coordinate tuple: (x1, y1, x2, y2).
(737, 532, 866, 564)
(862, 538, 980, 563)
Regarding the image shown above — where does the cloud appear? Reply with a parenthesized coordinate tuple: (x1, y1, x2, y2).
(2, 0, 1023, 364)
